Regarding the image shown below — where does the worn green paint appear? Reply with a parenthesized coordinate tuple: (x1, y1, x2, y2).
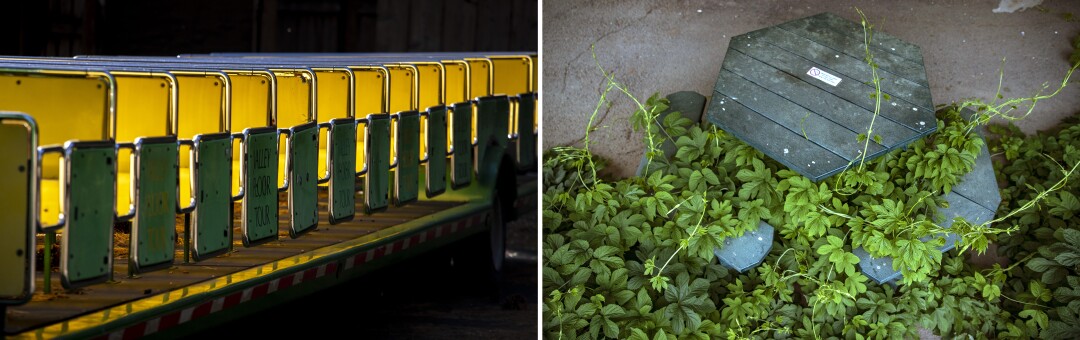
(288, 123, 319, 237)
(516, 94, 536, 170)
(131, 139, 178, 273)
(62, 144, 115, 288)
(425, 107, 447, 197)
(395, 112, 420, 206)
(365, 115, 390, 213)
(451, 102, 473, 188)
(242, 129, 279, 246)
(328, 119, 356, 223)
(475, 97, 496, 169)
(475, 96, 510, 177)
(192, 134, 231, 260)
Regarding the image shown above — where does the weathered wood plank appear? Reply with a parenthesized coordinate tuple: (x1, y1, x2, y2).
(751, 26, 932, 111)
(706, 91, 849, 181)
(950, 138, 1001, 212)
(809, 13, 924, 65)
(8, 192, 465, 333)
(709, 13, 936, 182)
(729, 36, 932, 137)
(714, 69, 886, 162)
(721, 48, 916, 148)
(776, 15, 928, 86)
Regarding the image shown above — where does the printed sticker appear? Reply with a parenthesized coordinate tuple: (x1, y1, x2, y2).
(807, 67, 841, 86)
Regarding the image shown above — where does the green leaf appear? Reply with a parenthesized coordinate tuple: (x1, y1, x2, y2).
(1043, 267, 1068, 285)
(1020, 309, 1049, 330)
(644, 198, 658, 221)
(1028, 257, 1060, 273)
(982, 282, 1001, 301)
(602, 303, 626, 317)
(655, 191, 674, 204)
(576, 301, 597, 317)
(818, 235, 844, 256)
(653, 328, 671, 340)
(1056, 252, 1080, 267)
(689, 170, 704, 191)
(628, 328, 650, 340)
(635, 288, 653, 314)
(570, 268, 592, 287)
(1064, 229, 1080, 248)
(836, 250, 861, 276)
(662, 273, 711, 334)
(846, 273, 869, 295)
(700, 168, 720, 185)
(737, 199, 771, 234)
(650, 275, 671, 293)
(675, 135, 704, 162)
(1031, 280, 1053, 302)
(1050, 191, 1080, 219)
(602, 317, 619, 338)
(803, 211, 831, 238)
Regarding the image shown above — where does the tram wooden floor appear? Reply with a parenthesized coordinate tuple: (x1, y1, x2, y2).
(5, 188, 466, 334)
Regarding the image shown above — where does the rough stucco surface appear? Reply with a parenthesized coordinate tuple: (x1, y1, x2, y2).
(543, 0, 1080, 179)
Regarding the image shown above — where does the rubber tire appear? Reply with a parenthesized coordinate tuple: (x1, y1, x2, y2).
(450, 192, 506, 294)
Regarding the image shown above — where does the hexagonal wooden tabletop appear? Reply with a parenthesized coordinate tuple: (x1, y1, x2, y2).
(706, 12, 935, 182)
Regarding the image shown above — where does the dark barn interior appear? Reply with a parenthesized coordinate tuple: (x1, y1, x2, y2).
(0, 0, 538, 56)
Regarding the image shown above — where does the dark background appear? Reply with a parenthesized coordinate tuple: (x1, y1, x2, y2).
(0, 0, 538, 56)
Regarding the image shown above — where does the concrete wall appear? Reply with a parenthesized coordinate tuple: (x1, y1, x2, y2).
(543, 0, 1080, 178)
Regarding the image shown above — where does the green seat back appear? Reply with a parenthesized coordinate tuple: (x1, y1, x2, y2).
(241, 127, 280, 246)
(475, 96, 510, 172)
(191, 132, 232, 260)
(287, 122, 319, 237)
(61, 141, 116, 289)
(328, 118, 357, 224)
(450, 102, 473, 188)
(129, 137, 179, 274)
(425, 106, 447, 197)
(365, 114, 391, 213)
(395, 111, 420, 206)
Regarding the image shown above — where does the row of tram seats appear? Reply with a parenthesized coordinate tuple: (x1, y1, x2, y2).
(0, 53, 537, 306)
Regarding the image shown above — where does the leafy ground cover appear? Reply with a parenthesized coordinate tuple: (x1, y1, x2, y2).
(543, 15, 1080, 339)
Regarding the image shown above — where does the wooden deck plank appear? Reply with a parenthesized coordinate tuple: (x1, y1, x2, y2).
(706, 90, 849, 180)
(7, 193, 467, 334)
(713, 68, 885, 162)
(707, 13, 937, 182)
(721, 48, 916, 147)
(776, 15, 928, 86)
(751, 26, 932, 108)
(729, 36, 932, 138)
(807, 13, 924, 65)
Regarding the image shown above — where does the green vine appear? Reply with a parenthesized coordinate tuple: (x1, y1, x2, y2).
(543, 10, 1080, 340)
